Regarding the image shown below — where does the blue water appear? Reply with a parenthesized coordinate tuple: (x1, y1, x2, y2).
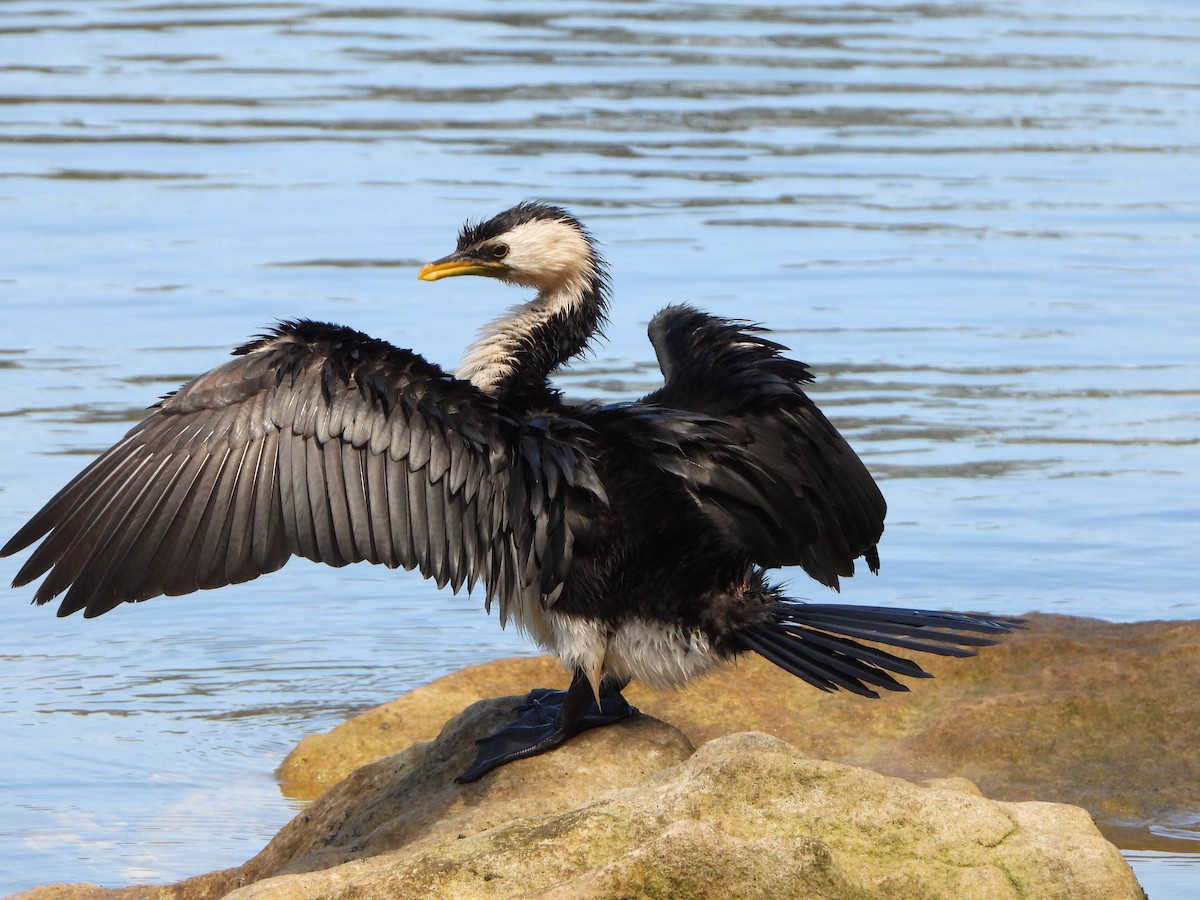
(1, 1, 1197, 894)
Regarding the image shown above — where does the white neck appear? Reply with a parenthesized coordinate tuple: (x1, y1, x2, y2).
(455, 279, 590, 394)
(457, 297, 552, 393)
(456, 218, 603, 395)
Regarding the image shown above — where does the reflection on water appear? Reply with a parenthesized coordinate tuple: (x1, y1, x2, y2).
(1, 0, 1198, 894)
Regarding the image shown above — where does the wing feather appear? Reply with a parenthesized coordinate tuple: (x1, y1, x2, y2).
(337, 437, 369, 562)
(364, 443, 396, 567)
(198, 442, 249, 590)
(226, 435, 261, 575)
(250, 427, 285, 572)
(305, 435, 340, 566)
(58, 455, 172, 616)
(2, 320, 605, 621)
(425, 474, 450, 589)
(12, 449, 146, 591)
(643, 304, 885, 588)
(129, 451, 214, 600)
(386, 449, 415, 569)
(162, 453, 226, 596)
(277, 428, 304, 556)
(92, 452, 193, 604)
(322, 434, 357, 564)
(407, 408, 431, 470)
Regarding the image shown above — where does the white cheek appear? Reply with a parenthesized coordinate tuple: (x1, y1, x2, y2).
(504, 219, 595, 299)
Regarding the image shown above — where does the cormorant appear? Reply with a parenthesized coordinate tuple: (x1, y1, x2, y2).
(2, 202, 1018, 781)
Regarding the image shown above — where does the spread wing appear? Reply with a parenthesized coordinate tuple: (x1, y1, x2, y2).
(2, 320, 605, 621)
(641, 304, 885, 589)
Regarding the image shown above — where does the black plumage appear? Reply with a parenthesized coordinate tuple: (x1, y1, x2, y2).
(3, 202, 1019, 780)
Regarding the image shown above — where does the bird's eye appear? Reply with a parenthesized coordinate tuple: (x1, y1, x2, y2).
(491, 243, 509, 260)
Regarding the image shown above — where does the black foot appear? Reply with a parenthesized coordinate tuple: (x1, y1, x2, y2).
(456, 672, 637, 783)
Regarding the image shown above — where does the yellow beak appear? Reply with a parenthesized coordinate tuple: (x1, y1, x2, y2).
(417, 257, 507, 282)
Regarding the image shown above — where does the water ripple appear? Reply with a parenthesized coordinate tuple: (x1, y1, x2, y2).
(0, 0, 1196, 894)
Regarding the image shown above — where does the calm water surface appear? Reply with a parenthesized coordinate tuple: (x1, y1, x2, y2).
(1, 1, 1197, 895)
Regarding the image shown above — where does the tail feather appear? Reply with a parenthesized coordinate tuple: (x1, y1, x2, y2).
(795, 604, 1014, 636)
(737, 602, 1023, 697)
(783, 621, 981, 658)
(751, 625, 909, 695)
(779, 627, 931, 680)
(737, 629, 890, 697)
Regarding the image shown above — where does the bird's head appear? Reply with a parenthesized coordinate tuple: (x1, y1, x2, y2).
(418, 201, 604, 298)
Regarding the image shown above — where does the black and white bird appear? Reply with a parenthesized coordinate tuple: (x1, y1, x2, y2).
(2, 202, 1018, 781)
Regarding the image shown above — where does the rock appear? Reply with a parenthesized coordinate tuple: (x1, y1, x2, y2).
(278, 656, 566, 798)
(238, 700, 695, 883)
(280, 614, 1200, 832)
(24, 713, 1142, 899)
(21, 613, 1173, 898)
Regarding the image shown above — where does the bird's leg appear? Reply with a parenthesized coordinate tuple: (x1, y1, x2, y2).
(455, 669, 636, 783)
(510, 672, 627, 713)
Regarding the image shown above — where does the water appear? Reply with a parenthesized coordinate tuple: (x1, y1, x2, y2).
(1, 0, 1197, 894)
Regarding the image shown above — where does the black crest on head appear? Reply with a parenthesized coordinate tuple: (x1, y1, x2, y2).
(456, 201, 587, 251)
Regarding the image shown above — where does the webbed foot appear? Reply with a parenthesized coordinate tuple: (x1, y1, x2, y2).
(456, 671, 636, 783)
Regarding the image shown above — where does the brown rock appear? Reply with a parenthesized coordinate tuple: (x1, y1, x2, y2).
(278, 656, 565, 799)
(21, 613, 1177, 898)
(280, 614, 1200, 833)
(36, 722, 1139, 899)
(245, 700, 694, 880)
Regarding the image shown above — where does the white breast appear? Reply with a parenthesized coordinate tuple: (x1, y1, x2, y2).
(513, 605, 723, 691)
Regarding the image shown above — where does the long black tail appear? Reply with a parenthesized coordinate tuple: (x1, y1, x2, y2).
(734, 603, 1023, 698)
